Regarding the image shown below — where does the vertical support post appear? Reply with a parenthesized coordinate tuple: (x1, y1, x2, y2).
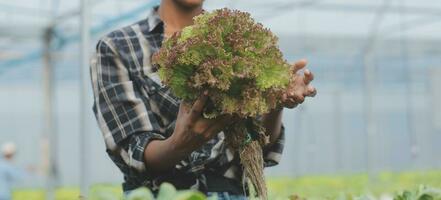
(361, 0, 390, 182)
(333, 89, 342, 173)
(80, 0, 91, 197)
(429, 68, 441, 168)
(43, 26, 57, 200)
(398, 0, 418, 170)
(363, 51, 377, 181)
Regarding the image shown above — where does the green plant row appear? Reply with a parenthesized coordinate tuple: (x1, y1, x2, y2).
(12, 171, 441, 200)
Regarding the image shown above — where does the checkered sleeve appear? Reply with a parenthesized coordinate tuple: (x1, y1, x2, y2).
(263, 124, 285, 167)
(90, 37, 165, 173)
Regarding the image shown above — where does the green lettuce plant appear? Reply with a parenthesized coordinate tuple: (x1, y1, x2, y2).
(153, 8, 293, 200)
(153, 8, 291, 118)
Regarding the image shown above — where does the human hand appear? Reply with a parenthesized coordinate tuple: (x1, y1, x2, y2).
(281, 59, 317, 109)
(171, 91, 235, 151)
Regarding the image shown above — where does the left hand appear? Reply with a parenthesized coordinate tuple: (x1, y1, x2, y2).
(281, 59, 317, 109)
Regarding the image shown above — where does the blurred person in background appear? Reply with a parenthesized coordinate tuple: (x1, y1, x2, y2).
(91, 0, 316, 199)
(0, 142, 24, 200)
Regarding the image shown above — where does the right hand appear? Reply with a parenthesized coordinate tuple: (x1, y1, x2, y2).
(170, 91, 234, 152)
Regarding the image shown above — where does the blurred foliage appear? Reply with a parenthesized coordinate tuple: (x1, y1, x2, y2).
(394, 185, 441, 200)
(124, 183, 210, 200)
(12, 171, 441, 200)
(267, 171, 441, 200)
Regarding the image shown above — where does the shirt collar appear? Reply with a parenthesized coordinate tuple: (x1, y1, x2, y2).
(147, 6, 163, 33)
(147, 7, 207, 33)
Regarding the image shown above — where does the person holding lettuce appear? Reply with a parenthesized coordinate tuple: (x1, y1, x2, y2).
(90, 0, 316, 199)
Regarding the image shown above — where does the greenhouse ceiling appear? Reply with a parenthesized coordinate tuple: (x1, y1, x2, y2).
(1, 0, 441, 39)
(0, 0, 440, 62)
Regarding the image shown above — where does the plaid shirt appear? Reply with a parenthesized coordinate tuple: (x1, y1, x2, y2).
(90, 7, 285, 193)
